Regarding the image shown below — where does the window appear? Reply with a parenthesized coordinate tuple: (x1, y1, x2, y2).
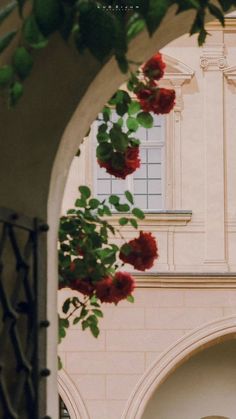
(95, 113, 165, 211)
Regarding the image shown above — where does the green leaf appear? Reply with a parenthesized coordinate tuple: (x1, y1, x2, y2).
(12, 47, 33, 79)
(127, 15, 145, 42)
(90, 295, 98, 305)
(125, 190, 134, 205)
(116, 54, 129, 74)
(90, 323, 99, 338)
(127, 294, 135, 303)
(144, 0, 170, 35)
(0, 65, 14, 87)
(132, 207, 145, 220)
(89, 198, 100, 209)
(102, 106, 111, 122)
(130, 138, 140, 147)
(126, 117, 139, 132)
(62, 298, 71, 314)
(34, 0, 64, 36)
(137, 112, 153, 128)
(98, 123, 107, 132)
(115, 203, 130, 212)
(119, 217, 129, 226)
(73, 317, 81, 325)
(120, 243, 131, 256)
(58, 355, 63, 370)
(128, 101, 141, 115)
(96, 142, 113, 161)
(0, 31, 17, 54)
(23, 15, 48, 49)
(75, 198, 86, 208)
(116, 101, 128, 116)
(110, 126, 129, 152)
(130, 218, 138, 229)
(79, 185, 91, 200)
(109, 195, 120, 205)
(78, 2, 116, 61)
(176, 0, 199, 14)
(0, 1, 17, 25)
(9, 81, 23, 106)
(82, 320, 89, 330)
(103, 205, 112, 216)
(92, 309, 103, 318)
(208, 3, 224, 26)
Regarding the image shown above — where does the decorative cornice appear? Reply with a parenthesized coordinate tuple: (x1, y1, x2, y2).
(223, 65, 236, 83)
(200, 43, 227, 71)
(135, 273, 236, 288)
(106, 210, 192, 227)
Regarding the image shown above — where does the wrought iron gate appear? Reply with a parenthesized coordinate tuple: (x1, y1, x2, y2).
(0, 208, 49, 419)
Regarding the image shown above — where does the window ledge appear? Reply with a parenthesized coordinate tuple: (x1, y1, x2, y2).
(109, 210, 192, 226)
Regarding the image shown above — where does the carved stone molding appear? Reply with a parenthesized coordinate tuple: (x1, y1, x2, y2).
(223, 65, 236, 84)
(122, 316, 236, 419)
(200, 44, 227, 71)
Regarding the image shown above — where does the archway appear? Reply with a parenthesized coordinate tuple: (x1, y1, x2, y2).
(121, 315, 236, 418)
(45, 9, 236, 418)
(58, 369, 89, 419)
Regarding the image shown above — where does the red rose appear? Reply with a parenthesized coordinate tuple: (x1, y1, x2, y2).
(151, 88, 176, 114)
(95, 273, 135, 304)
(98, 146, 140, 179)
(110, 272, 135, 304)
(71, 278, 95, 297)
(143, 53, 166, 81)
(95, 276, 114, 303)
(137, 86, 175, 115)
(119, 231, 158, 271)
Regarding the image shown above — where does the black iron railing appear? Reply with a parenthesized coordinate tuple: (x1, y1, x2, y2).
(0, 208, 49, 419)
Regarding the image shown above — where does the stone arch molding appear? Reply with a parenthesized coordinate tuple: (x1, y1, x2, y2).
(58, 369, 90, 419)
(121, 315, 236, 419)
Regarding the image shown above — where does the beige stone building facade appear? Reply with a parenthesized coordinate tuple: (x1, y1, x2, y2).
(58, 18, 236, 419)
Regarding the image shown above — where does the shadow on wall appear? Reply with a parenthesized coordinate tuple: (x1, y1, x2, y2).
(142, 340, 236, 419)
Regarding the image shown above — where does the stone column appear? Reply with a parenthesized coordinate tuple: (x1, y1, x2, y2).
(200, 43, 228, 271)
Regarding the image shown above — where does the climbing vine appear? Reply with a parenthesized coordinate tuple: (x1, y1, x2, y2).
(0, 0, 235, 106)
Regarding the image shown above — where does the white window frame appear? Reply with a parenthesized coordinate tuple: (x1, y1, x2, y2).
(93, 113, 166, 211)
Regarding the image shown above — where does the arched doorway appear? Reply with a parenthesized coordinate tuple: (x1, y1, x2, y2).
(122, 316, 236, 418)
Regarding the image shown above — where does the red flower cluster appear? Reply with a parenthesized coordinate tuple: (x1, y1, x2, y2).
(119, 231, 158, 271)
(137, 85, 175, 115)
(142, 53, 166, 81)
(98, 146, 140, 179)
(135, 52, 175, 115)
(62, 272, 135, 304)
(96, 272, 135, 304)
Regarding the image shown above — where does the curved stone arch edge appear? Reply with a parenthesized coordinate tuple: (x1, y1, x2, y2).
(46, 5, 236, 417)
(58, 368, 90, 419)
(121, 315, 236, 419)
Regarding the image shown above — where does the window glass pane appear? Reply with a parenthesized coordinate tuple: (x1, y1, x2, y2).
(148, 179, 162, 194)
(148, 164, 162, 178)
(97, 179, 111, 194)
(147, 148, 162, 164)
(140, 149, 147, 163)
(136, 126, 147, 141)
(134, 164, 147, 179)
(147, 126, 162, 142)
(97, 166, 111, 179)
(134, 179, 147, 194)
(148, 194, 163, 209)
(111, 179, 126, 194)
(134, 194, 148, 209)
